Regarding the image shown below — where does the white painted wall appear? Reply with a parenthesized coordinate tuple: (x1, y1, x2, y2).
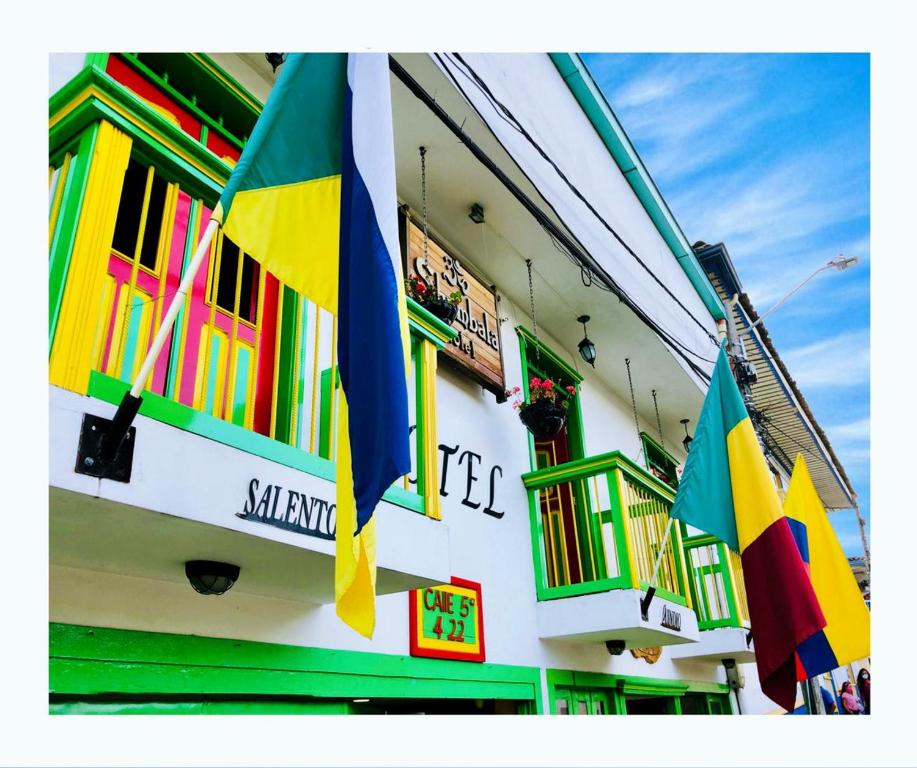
(50, 291, 739, 707)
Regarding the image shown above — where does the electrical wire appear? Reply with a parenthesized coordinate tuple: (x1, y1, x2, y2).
(442, 52, 720, 348)
(389, 55, 713, 384)
(429, 53, 717, 372)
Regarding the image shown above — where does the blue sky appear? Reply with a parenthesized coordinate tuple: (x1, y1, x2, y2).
(581, 53, 870, 556)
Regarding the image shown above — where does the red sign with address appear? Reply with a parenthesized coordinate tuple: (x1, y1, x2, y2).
(409, 577, 485, 662)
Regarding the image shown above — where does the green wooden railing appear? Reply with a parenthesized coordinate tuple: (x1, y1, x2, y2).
(521, 451, 692, 607)
(682, 534, 750, 630)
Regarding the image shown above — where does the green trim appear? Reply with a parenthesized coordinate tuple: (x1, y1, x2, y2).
(191, 53, 264, 114)
(545, 669, 728, 715)
(549, 53, 724, 322)
(84, 53, 109, 70)
(273, 285, 299, 445)
(522, 449, 675, 501)
(49, 124, 98, 350)
(118, 53, 249, 152)
(85, 371, 420, 513)
(515, 325, 583, 384)
(406, 297, 458, 349)
(50, 623, 543, 712)
(51, 699, 353, 715)
(50, 66, 231, 203)
(409, 336, 426, 501)
(384, 484, 425, 514)
(318, 366, 336, 460)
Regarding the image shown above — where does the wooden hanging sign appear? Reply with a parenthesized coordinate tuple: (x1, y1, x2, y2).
(404, 218, 505, 395)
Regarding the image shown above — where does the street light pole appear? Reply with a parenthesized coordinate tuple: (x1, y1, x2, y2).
(732, 254, 870, 579)
(750, 255, 859, 328)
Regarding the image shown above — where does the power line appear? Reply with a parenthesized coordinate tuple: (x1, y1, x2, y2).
(443, 52, 720, 349)
(389, 55, 713, 384)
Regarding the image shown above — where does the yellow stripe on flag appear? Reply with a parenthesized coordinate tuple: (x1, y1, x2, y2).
(784, 454, 870, 665)
(334, 392, 377, 638)
(727, 417, 785, 552)
(216, 175, 341, 314)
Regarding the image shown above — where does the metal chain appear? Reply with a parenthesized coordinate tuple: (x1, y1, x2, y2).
(625, 358, 641, 444)
(652, 388, 665, 452)
(419, 146, 429, 263)
(525, 258, 540, 361)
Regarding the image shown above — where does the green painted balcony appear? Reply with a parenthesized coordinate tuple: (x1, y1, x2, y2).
(521, 452, 699, 648)
(667, 534, 755, 663)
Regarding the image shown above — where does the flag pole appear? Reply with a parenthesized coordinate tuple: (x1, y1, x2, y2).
(640, 515, 675, 620)
(97, 220, 220, 464)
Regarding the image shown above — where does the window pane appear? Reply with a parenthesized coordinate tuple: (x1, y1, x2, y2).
(214, 236, 241, 311)
(111, 159, 148, 256)
(138, 172, 168, 270)
(555, 698, 569, 715)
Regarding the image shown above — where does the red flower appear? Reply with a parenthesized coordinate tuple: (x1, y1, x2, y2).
(542, 379, 554, 389)
(415, 281, 427, 294)
(566, 385, 576, 394)
(530, 377, 541, 388)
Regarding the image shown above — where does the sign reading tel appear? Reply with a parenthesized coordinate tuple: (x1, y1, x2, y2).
(409, 578, 485, 662)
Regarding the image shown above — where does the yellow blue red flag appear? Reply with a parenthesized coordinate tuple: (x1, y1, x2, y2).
(671, 345, 826, 710)
(783, 453, 870, 677)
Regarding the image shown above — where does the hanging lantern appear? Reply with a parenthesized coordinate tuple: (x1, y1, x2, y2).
(577, 315, 597, 368)
(680, 418, 693, 453)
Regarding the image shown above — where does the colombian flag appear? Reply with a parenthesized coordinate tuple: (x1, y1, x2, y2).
(214, 54, 411, 638)
(671, 345, 826, 710)
(784, 454, 870, 678)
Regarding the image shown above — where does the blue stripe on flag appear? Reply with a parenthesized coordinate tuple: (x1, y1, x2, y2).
(797, 628, 839, 678)
(337, 78, 411, 535)
(786, 517, 810, 564)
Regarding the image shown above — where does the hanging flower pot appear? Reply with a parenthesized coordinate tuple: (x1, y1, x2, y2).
(420, 295, 459, 325)
(506, 379, 578, 439)
(518, 397, 567, 439)
(406, 276, 462, 326)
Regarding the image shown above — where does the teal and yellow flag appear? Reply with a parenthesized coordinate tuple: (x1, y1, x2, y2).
(783, 453, 870, 674)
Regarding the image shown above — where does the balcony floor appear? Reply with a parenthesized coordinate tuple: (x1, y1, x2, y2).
(50, 386, 451, 603)
(536, 588, 700, 647)
(667, 626, 755, 664)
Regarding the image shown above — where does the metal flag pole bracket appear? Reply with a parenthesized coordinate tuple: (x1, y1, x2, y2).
(75, 220, 220, 482)
(640, 515, 674, 621)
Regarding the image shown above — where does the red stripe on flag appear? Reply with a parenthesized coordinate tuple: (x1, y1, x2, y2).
(741, 517, 826, 711)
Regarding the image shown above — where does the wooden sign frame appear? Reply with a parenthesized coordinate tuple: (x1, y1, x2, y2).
(401, 211, 506, 397)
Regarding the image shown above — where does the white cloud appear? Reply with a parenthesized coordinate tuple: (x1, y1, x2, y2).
(781, 329, 870, 389)
(827, 417, 870, 444)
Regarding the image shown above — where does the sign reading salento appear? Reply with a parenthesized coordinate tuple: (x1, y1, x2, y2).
(405, 219, 505, 395)
(236, 477, 336, 541)
(409, 577, 485, 662)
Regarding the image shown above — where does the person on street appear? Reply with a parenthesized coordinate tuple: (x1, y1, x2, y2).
(856, 668, 871, 715)
(820, 685, 838, 714)
(840, 681, 863, 714)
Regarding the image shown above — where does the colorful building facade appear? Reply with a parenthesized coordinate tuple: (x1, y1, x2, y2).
(48, 52, 855, 715)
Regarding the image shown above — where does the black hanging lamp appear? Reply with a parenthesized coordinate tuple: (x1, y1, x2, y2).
(577, 315, 597, 368)
(265, 53, 287, 73)
(680, 418, 693, 453)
